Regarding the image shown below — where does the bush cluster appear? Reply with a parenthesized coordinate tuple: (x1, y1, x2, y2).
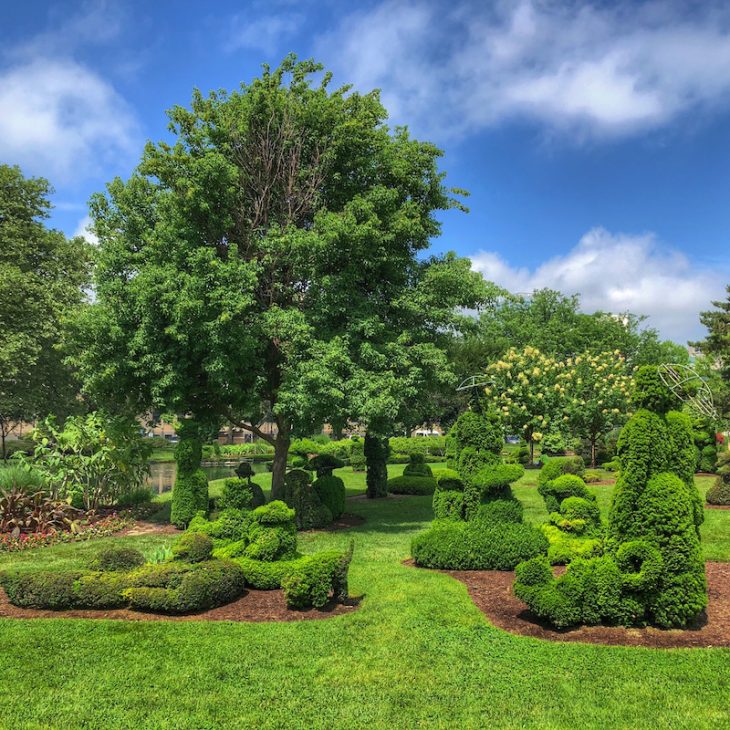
(387, 475, 436, 495)
(281, 541, 353, 609)
(403, 453, 433, 478)
(283, 469, 332, 530)
(538, 473, 594, 514)
(411, 519, 548, 571)
(313, 475, 346, 519)
(516, 366, 707, 630)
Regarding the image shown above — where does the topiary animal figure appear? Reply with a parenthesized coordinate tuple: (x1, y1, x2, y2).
(403, 453, 433, 478)
(283, 468, 333, 529)
(515, 366, 707, 629)
(170, 420, 209, 528)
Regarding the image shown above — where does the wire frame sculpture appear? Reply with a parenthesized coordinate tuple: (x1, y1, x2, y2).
(456, 375, 492, 392)
(658, 363, 718, 422)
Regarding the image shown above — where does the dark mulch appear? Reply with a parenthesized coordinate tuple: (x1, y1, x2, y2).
(432, 561, 730, 648)
(706, 504, 730, 510)
(0, 587, 361, 623)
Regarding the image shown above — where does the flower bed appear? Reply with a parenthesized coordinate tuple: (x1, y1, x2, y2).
(0, 513, 134, 553)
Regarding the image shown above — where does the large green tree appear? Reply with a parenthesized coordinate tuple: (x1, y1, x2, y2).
(0, 165, 91, 459)
(456, 288, 688, 377)
(72, 57, 475, 498)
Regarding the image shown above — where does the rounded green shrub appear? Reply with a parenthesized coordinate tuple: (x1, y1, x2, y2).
(219, 477, 266, 511)
(253, 500, 295, 525)
(90, 546, 146, 573)
(313, 474, 346, 519)
(124, 560, 245, 613)
(309, 453, 345, 478)
(538, 474, 594, 514)
(403, 453, 433, 478)
(631, 365, 681, 414)
(172, 532, 214, 563)
(473, 498, 524, 525)
(537, 456, 585, 488)
(281, 545, 353, 609)
(387, 475, 436, 495)
(472, 463, 524, 498)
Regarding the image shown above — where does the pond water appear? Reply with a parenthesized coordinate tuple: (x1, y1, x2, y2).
(146, 459, 269, 494)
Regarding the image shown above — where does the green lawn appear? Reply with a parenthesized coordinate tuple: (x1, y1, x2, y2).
(0, 472, 728, 728)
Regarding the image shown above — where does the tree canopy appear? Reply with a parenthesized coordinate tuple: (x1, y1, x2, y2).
(0, 165, 92, 458)
(71, 56, 484, 496)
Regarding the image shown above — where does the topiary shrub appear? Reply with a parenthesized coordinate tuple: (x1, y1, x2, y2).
(538, 474, 594, 514)
(171, 424, 209, 528)
(190, 508, 252, 543)
(537, 456, 585, 488)
(0, 571, 81, 609)
(281, 541, 353, 609)
(313, 474, 346, 519)
(471, 463, 525, 501)
(364, 433, 390, 499)
(707, 475, 730, 505)
(432, 489, 465, 520)
(349, 439, 366, 471)
(403, 453, 433, 478)
(473, 498, 524, 525)
(218, 477, 266, 511)
(172, 532, 214, 563)
(387, 475, 437, 495)
(283, 469, 332, 529)
(411, 519, 548, 571)
(243, 500, 298, 561)
(435, 469, 463, 491)
(90, 546, 146, 573)
(517, 366, 707, 630)
(699, 444, 718, 473)
(124, 559, 245, 613)
(309, 453, 345, 478)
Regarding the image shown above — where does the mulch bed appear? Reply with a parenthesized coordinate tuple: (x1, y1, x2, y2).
(0, 587, 361, 623)
(428, 561, 730, 648)
(706, 504, 730, 510)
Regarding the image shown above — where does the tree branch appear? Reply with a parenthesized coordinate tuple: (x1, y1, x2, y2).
(223, 410, 276, 445)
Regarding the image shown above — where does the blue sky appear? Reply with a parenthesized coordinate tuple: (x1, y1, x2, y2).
(2, 0, 730, 343)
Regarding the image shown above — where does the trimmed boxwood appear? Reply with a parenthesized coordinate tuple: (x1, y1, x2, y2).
(411, 519, 548, 570)
(403, 453, 433, 478)
(90, 546, 146, 572)
(387, 475, 437, 495)
(281, 544, 353, 609)
(283, 468, 332, 529)
(124, 559, 245, 614)
(537, 456, 585, 488)
(538, 474, 594, 514)
(313, 474, 346, 519)
(0, 570, 129, 610)
(432, 489, 464, 520)
(233, 556, 305, 590)
(218, 477, 266, 511)
(172, 532, 214, 563)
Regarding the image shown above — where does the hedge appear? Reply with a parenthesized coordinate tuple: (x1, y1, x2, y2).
(387, 475, 437, 495)
(411, 518, 548, 570)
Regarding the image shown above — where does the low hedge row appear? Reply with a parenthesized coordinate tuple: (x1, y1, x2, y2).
(411, 514, 548, 570)
(387, 475, 437, 495)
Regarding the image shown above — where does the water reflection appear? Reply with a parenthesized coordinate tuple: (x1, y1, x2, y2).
(146, 459, 269, 494)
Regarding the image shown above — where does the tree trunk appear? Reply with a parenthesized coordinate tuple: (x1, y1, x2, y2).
(364, 430, 389, 499)
(0, 425, 5, 462)
(590, 436, 597, 469)
(529, 436, 535, 466)
(270, 423, 291, 501)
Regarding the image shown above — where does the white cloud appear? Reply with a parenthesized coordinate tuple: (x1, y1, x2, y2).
(0, 58, 137, 182)
(471, 228, 725, 343)
(226, 12, 303, 54)
(317, 0, 730, 139)
(73, 215, 98, 246)
(0, 4, 138, 182)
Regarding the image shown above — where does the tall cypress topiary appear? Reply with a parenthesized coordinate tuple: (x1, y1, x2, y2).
(170, 420, 209, 528)
(364, 432, 390, 499)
